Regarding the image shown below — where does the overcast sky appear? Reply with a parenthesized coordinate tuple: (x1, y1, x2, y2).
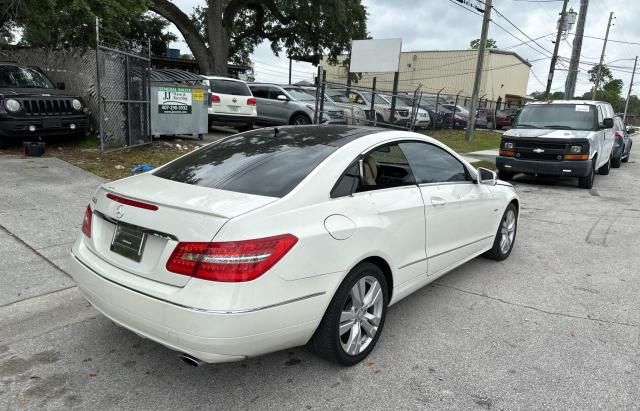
(168, 0, 636, 96)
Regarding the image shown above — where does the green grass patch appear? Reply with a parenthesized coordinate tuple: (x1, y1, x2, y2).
(422, 129, 501, 153)
(470, 160, 496, 170)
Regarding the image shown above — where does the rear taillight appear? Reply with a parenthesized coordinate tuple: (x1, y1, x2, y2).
(211, 94, 221, 103)
(166, 234, 298, 282)
(614, 131, 623, 139)
(81, 205, 92, 238)
(247, 97, 257, 106)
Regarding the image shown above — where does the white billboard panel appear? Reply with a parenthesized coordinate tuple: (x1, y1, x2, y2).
(349, 38, 402, 73)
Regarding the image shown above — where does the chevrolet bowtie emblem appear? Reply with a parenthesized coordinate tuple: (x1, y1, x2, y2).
(533, 148, 545, 154)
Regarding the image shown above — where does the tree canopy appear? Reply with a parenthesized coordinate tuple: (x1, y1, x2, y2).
(151, 0, 368, 74)
(470, 38, 497, 49)
(1, 0, 176, 55)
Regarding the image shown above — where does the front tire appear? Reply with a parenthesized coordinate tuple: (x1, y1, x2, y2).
(311, 262, 388, 366)
(498, 170, 513, 181)
(291, 114, 311, 125)
(484, 203, 518, 261)
(598, 156, 611, 175)
(578, 159, 595, 189)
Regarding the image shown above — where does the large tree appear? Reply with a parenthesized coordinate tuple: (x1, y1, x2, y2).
(1, 0, 175, 55)
(149, 0, 367, 75)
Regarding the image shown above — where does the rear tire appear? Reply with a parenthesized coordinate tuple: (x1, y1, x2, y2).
(310, 262, 388, 366)
(622, 142, 631, 162)
(498, 170, 513, 181)
(578, 159, 595, 189)
(484, 203, 518, 261)
(598, 156, 611, 175)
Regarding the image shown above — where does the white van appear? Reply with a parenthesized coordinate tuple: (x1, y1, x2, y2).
(201, 76, 257, 132)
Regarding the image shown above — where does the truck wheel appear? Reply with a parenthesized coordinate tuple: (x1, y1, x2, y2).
(498, 170, 513, 181)
(598, 156, 611, 175)
(578, 160, 595, 189)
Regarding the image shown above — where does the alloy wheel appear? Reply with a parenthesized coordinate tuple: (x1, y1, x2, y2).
(339, 276, 384, 355)
(499, 208, 517, 254)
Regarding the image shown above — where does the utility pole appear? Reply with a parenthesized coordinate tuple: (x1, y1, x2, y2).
(465, 0, 492, 143)
(565, 0, 588, 99)
(544, 0, 569, 99)
(623, 56, 637, 123)
(592, 12, 614, 100)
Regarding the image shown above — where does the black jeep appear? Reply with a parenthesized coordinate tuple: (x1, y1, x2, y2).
(0, 62, 90, 146)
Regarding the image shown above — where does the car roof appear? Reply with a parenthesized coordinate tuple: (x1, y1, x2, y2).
(203, 76, 246, 83)
(529, 100, 608, 105)
(236, 125, 385, 148)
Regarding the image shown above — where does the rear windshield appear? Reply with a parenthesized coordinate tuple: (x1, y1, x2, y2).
(514, 104, 596, 130)
(153, 129, 337, 198)
(209, 79, 251, 96)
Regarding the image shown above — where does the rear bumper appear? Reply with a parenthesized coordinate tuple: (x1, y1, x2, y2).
(0, 115, 89, 138)
(496, 156, 592, 177)
(68, 248, 331, 363)
(208, 113, 256, 127)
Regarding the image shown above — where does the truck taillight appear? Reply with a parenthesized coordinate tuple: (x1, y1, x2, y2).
(81, 205, 92, 238)
(166, 234, 298, 282)
(247, 97, 257, 106)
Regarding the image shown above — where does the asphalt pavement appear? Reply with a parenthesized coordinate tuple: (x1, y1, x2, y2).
(0, 146, 639, 410)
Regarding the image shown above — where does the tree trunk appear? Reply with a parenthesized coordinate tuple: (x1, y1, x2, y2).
(150, 0, 215, 74)
(208, 0, 228, 76)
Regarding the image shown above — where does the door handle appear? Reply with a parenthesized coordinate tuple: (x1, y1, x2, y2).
(430, 196, 447, 206)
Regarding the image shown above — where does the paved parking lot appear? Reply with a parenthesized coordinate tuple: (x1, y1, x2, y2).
(1, 151, 639, 410)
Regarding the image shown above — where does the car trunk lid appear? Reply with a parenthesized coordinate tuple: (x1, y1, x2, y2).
(87, 173, 277, 286)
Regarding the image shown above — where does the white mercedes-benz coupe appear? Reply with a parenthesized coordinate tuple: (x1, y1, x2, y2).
(70, 125, 519, 366)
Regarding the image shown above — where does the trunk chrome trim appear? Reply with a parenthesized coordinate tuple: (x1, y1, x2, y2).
(71, 253, 325, 314)
(93, 210, 179, 242)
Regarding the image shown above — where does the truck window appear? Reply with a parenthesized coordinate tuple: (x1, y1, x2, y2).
(514, 104, 596, 131)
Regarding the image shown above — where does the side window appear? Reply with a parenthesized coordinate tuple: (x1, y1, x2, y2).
(250, 86, 267, 98)
(362, 144, 416, 191)
(330, 163, 359, 198)
(267, 87, 284, 100)
(597, 106, 604, 124)
(399, 142, 468, 184)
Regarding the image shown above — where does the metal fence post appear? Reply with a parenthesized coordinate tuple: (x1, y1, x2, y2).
(318, 69, 326, 123)
(454, 92, 461, 129)
(95, 16, 103, 152)
(313, 65, 321, 124)
(370, 77, 377, 125)
(434, 87, 444, 130)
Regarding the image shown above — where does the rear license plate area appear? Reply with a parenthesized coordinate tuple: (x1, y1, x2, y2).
(110, 225, 146, 262)
(228, 105, 240, 112)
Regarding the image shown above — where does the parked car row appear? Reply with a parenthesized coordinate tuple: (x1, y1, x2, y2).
(496, 100, 633, 189)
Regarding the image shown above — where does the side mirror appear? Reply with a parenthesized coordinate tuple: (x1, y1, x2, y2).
(56, 82, 65, 90)
(477, 167, 497, 186)
(276, 94, 288, 101)
(602, 117, 614, 129)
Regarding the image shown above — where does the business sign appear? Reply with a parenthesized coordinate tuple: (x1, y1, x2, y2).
(158, 86, 192, 114)
(350, 38, 402, 73)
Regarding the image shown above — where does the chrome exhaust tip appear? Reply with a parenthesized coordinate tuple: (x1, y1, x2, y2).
(178, 353, 203, 367)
